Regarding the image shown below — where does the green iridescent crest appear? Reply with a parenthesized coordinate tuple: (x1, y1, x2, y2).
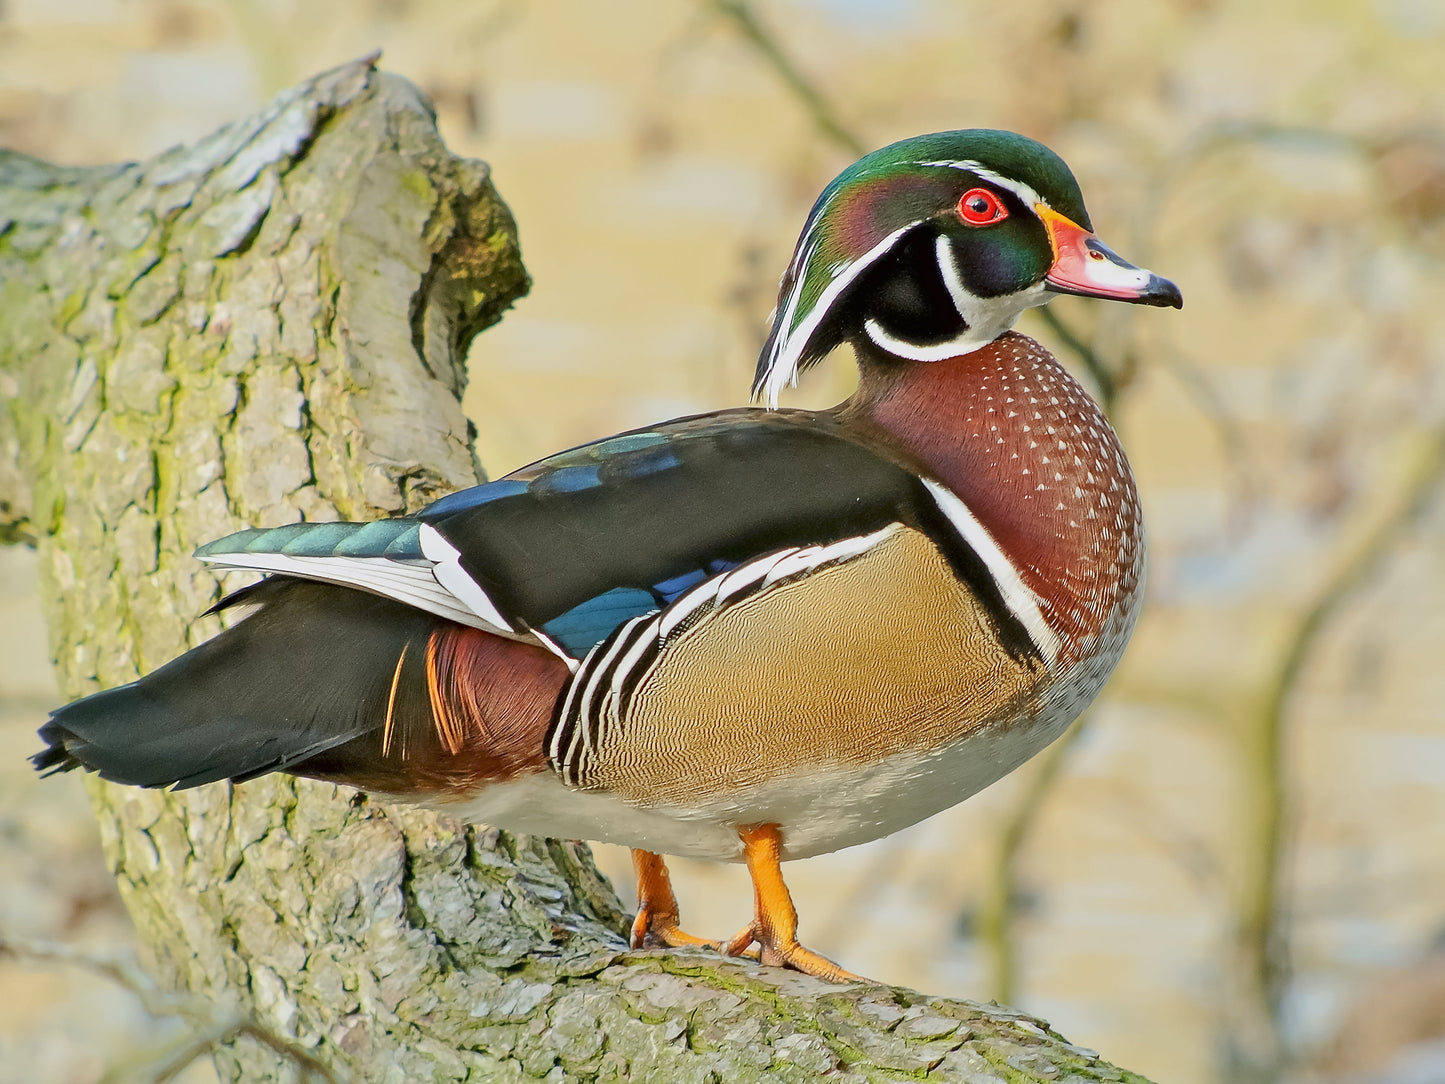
(754, 130, 1090, 405)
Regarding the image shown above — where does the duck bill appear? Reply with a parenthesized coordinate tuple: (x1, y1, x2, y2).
(1036, 205, 1182, 308)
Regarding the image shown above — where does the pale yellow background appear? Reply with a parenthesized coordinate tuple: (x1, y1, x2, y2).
(2, 2, 1444, 1082)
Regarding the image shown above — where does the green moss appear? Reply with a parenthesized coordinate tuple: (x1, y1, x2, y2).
(56, 286, 88, 330)
(106, 240, 163, 300)
(401, 166, 437, 206)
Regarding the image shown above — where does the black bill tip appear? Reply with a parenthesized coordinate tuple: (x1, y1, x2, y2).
(1139, 273, 1183, 309)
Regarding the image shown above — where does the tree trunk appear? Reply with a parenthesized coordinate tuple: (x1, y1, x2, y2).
(0, 57, 1154, 1083)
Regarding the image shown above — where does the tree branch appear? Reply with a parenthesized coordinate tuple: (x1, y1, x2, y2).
(0, 57, 1154, 1082)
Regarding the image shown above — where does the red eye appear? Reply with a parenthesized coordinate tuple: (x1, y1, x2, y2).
(958, 187, 1008, 226)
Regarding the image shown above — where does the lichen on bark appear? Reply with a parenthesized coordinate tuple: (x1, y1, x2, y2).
(0, 57, 1154, 1083)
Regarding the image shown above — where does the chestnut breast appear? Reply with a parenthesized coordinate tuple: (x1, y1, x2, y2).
(861, 331, 1144, 665)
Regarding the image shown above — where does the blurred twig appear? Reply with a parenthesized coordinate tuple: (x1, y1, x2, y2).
(709, 16, 1443, 1079)
(228, 0, 302, 97)
(1155, 344, 1262, 532)
(1106, 783, 1223, 897)
(1035, 306, 1119, 415)
(1124, 117, 1445, 1081)
(0, 935, 343, 1084)
(1229, 421, 1445, 1080)
(707, 0, 866, 159)
(977, 718, 1085, 1005)
(811, 834, 909, 952)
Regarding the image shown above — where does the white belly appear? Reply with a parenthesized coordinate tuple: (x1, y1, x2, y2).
(435, 695, 1079, 861)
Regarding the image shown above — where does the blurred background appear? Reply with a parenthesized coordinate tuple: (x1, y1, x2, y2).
(2, 1, 1444, 1082)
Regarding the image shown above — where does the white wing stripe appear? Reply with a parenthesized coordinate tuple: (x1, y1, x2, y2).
(760, 546, 822, 588)
(611, 624, 661, 699)
(816, 529, 896, 565)
(575, 615, 648, 752)
(529, 627, 580, 672)
(657, 574, 732, 640)
(200, 552, 496, 632)
(714, 550, 793, 604)
(418, 524, 515, 633)
(921, 479, 1062, 664)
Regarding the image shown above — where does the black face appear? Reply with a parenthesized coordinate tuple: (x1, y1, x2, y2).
(851, 228, 966, 347)
(786, 225, 968, 364)
(941, 179, 1053, 299)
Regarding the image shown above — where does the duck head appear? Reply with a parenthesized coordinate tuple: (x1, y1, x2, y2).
(754, 129, 1182, 406)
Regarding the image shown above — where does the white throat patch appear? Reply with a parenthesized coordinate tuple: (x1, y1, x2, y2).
(862, 233, 1049, 363)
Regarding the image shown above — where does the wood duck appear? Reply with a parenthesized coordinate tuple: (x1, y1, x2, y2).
(35, 130, 1181, 982)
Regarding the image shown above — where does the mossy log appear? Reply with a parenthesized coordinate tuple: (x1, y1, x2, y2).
(0, 57, 1153, 1084)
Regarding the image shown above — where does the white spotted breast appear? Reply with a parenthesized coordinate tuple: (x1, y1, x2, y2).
(859, 330, 1145, 669)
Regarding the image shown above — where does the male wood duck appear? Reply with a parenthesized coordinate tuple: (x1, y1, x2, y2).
(35, 130, 1180, 982)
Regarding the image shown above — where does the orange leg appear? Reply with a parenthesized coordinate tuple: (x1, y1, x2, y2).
(722, 824, 863, 983)
(629, 849, 722, 951)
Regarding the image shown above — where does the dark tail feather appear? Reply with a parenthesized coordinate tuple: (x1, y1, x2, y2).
(35, 579, 571, 794)
(35, 580, 445, 789)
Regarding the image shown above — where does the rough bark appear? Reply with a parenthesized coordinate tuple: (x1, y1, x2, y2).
(0, 58, 1154, 1083)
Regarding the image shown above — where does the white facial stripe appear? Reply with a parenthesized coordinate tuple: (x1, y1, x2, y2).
(759, 229, 828, 405)
(917, 160, 1045, 209)
(936, 235, 1052, 335)
(771, 237, 819, 364)
(935, 232, 973, 319)
(760, 158, 1068, 405)
(920, 479, 1062, 664)
(761, 222, 920, 408)
(418, 523, 515, 633)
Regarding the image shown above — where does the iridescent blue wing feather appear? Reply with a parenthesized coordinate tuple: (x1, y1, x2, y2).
(194, 409, 971, 659)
